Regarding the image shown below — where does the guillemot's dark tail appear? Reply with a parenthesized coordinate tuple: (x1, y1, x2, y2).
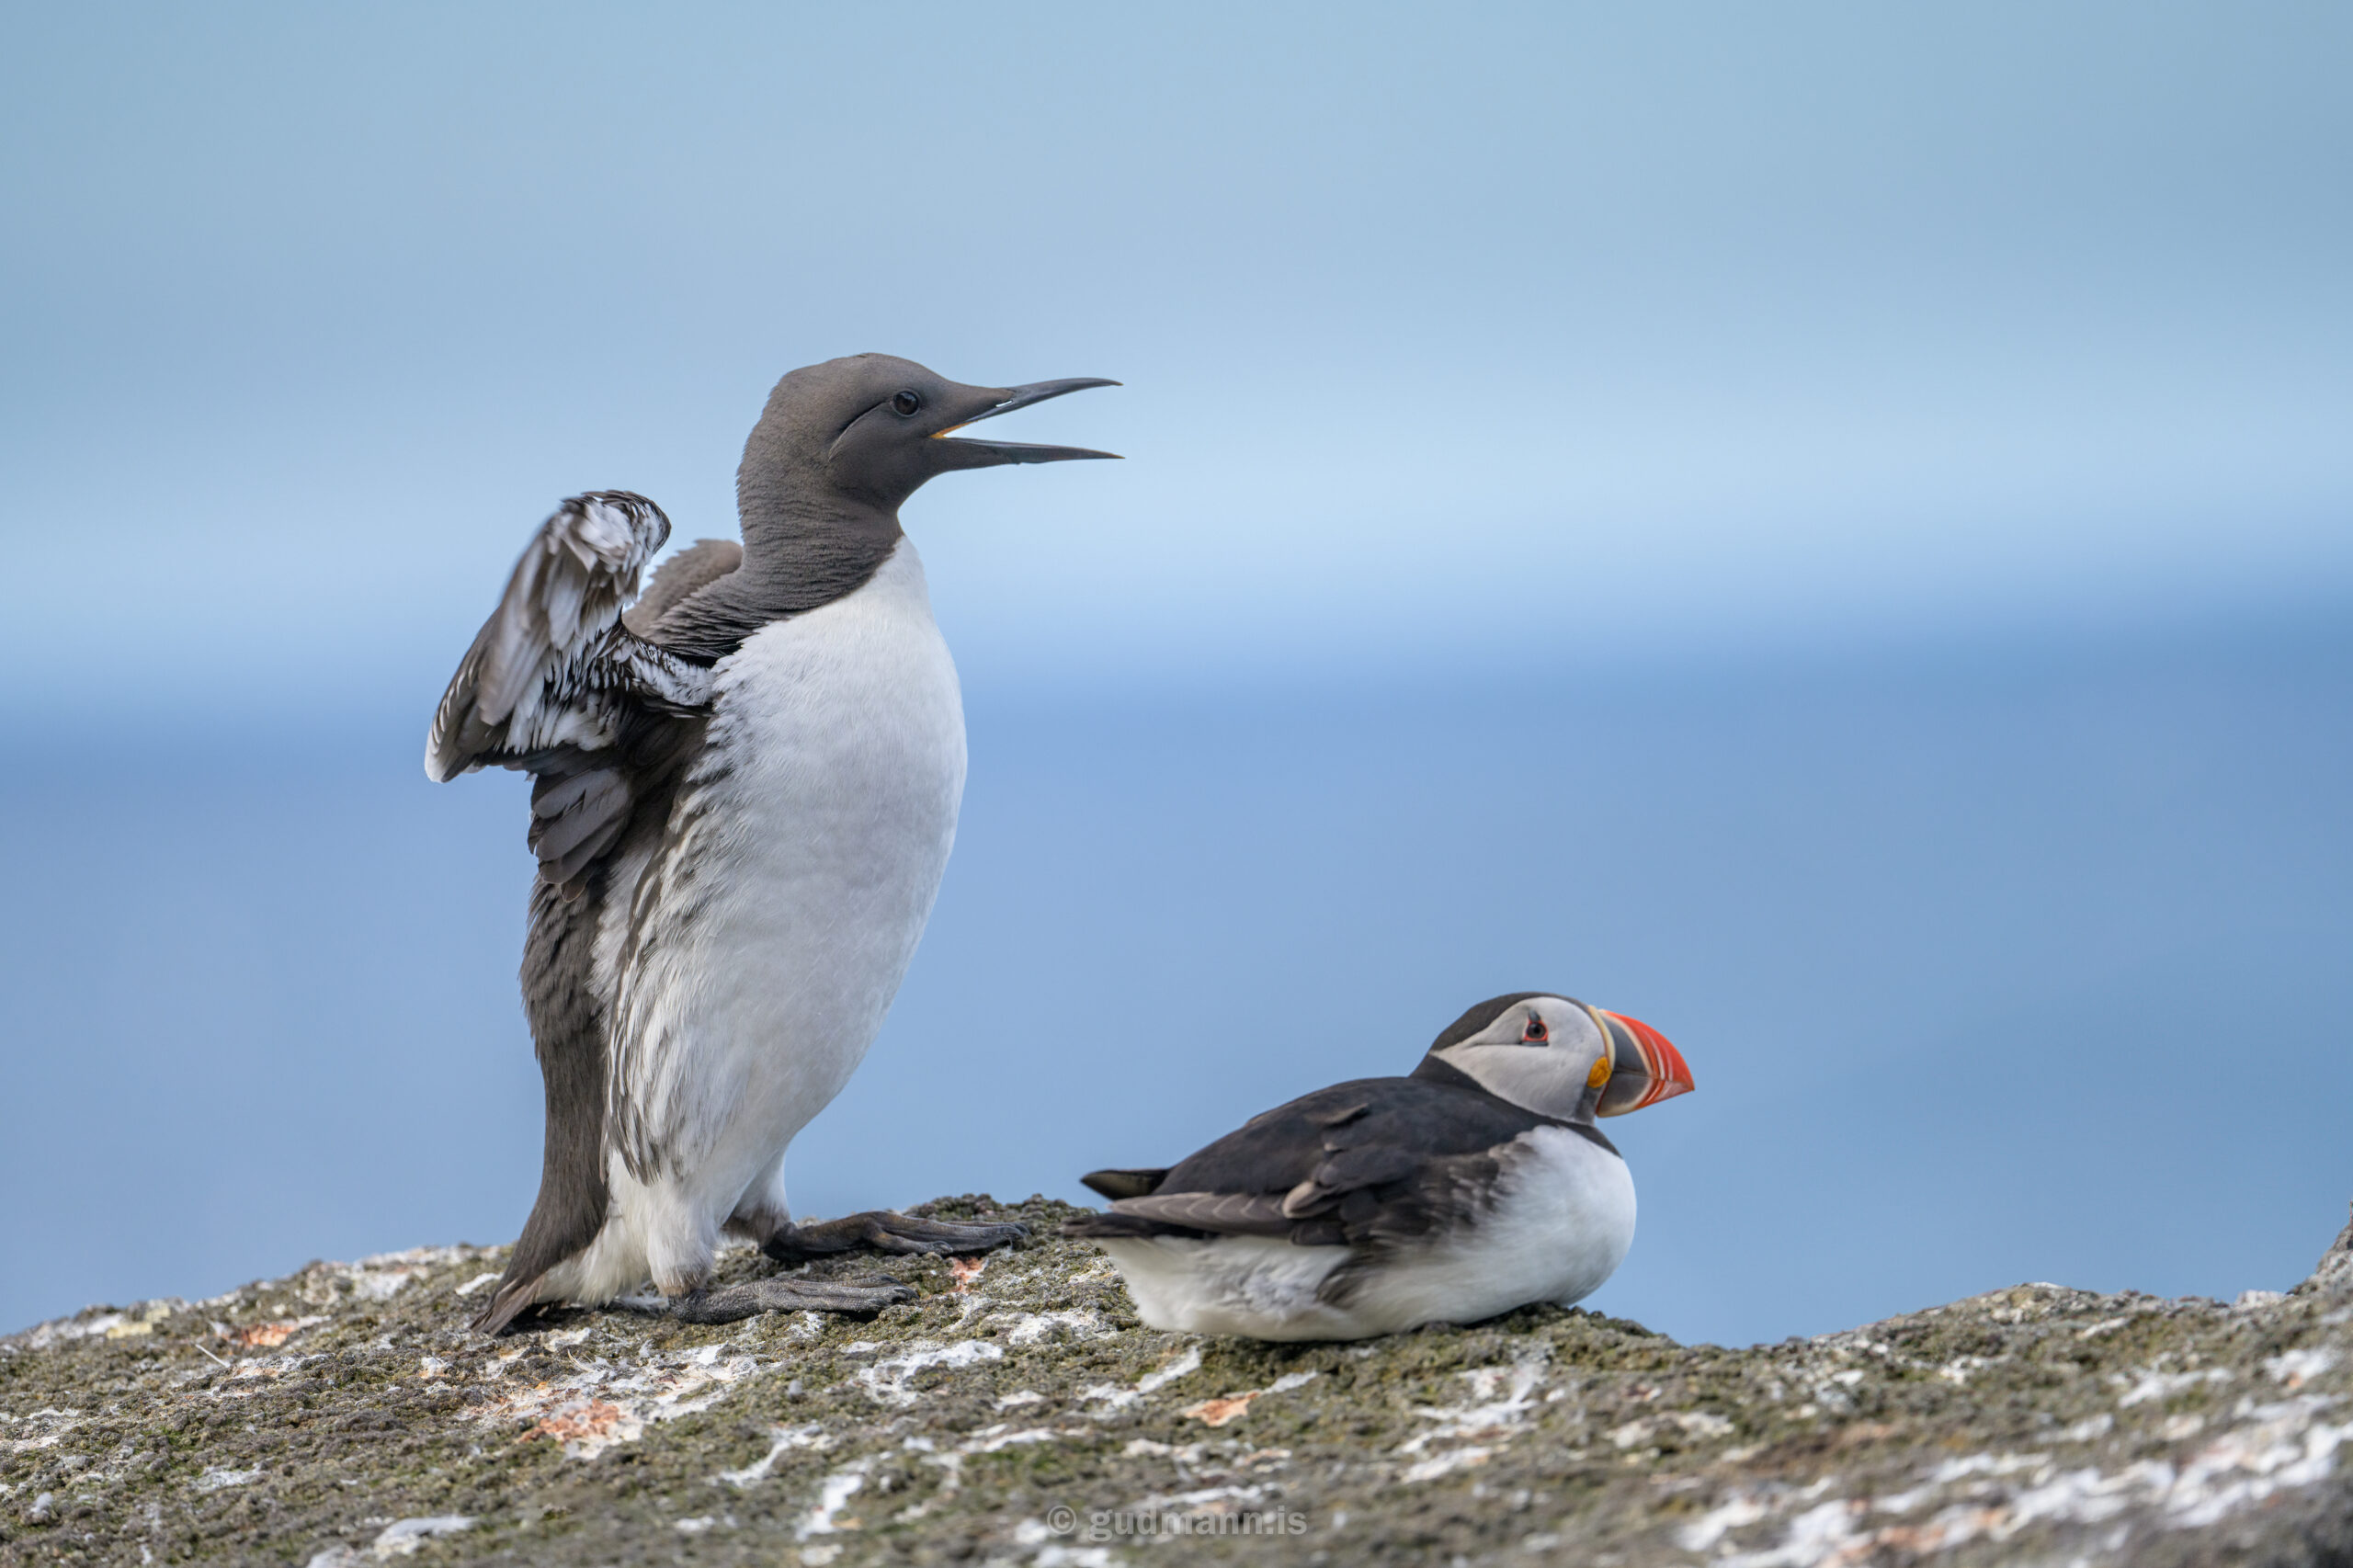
(472, 878, 615, 1335)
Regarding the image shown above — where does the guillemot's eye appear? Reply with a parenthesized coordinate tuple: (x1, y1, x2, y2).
(1522, 1016, 1548, 1043)
(892, 391, 922, 416)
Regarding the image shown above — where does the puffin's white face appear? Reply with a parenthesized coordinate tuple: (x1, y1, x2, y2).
(1426, 994, 1695, 1121)
(1428, 996, 1613, 1119)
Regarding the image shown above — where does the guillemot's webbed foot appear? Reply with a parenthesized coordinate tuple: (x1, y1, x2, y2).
(666, 1276, 916, 1325)
(761, 1210, 1029, 1267)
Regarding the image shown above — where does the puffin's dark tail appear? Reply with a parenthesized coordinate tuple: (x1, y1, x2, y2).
(1065, 1168, 1185, 1240)
(1079, 1167, 1169, 1200)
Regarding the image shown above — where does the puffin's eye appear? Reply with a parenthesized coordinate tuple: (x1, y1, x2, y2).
(1522, 1016, 1548, 1043)
(892, 391, 922, 416)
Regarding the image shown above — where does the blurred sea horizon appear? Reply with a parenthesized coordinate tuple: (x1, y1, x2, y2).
(6, 595, 2346, 1346)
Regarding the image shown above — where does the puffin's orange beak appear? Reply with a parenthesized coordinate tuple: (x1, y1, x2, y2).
(1593, 1009, 1695, 1116)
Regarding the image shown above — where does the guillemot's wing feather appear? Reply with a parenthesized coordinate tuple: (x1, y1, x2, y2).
(426, 491, 714, 785)
(1063, 1077, 1564, 1245)
(624, 537, 743, 635)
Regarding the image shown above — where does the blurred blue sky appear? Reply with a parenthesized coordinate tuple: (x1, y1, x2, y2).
(6, 2, 2347, 704)
(2, 5, 2347, 1341)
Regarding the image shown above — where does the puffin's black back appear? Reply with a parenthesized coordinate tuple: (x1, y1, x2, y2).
(1160, 1075, 1568, 1197)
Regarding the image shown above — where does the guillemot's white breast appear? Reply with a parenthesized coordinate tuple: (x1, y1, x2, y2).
(585, 539, 965, 1295)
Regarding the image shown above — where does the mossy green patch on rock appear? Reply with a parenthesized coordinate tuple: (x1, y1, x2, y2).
(6, 1197, 2352, 1566)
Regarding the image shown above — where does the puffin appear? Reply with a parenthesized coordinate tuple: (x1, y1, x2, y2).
(1064, 993, 1694, 1340)
(426, 356, 1118, 1332)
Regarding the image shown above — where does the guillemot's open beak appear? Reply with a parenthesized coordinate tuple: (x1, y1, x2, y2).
(1592, 1009, 1695, 1117)
(931, 378, 1122, 465)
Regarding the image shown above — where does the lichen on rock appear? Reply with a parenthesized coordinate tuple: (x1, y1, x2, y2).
(5, 1195, 2351, 1565)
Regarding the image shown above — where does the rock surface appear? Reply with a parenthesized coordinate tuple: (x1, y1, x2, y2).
(6, 1197, 2353, 1566)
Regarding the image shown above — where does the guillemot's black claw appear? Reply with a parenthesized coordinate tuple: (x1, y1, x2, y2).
(667, 1276, 916, 1324)
(761, 1210, 1029, 1267)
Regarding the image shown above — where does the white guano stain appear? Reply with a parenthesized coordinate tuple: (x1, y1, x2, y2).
(987, 1309, 1115, 1346)
(2266, 1347, 2339, 1389)
(479, 1342, 768, 1460)
(1682, 1396, 2353, 1563)
(716, 1424, 831, 1488)
(854, 1340, 1005, 1406)
(797, 1460, 872, 1539)
(1135, 1346, 1202, 1393)
(303, 1514, 475, 1565)
(1080, 1345, 1202, 1411)
(1394, 1351, 1558, 1482)
(2117, 1367, 2234, 1406)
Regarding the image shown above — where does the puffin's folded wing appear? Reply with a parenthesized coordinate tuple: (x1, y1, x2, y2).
(1063, 1078, 1552, 1249)
(426, 492, 714, 782)
(1063, 1188, 1295, 1240)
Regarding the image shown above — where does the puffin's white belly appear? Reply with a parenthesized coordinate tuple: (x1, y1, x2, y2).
(1101, 1128, 1637, 1341)
(592, 540, 965, 1291)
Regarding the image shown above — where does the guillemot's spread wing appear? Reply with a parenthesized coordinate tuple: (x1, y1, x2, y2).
(1067, 1076, 1609, 1249)
(427, 492, 715, 782)
(427, 492, 726, 895)
(428, 493, 730, 1335)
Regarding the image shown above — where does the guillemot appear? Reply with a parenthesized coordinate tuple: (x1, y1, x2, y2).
(1064, 993, 1694, 1340)
(426, 355, 1119, 1333)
